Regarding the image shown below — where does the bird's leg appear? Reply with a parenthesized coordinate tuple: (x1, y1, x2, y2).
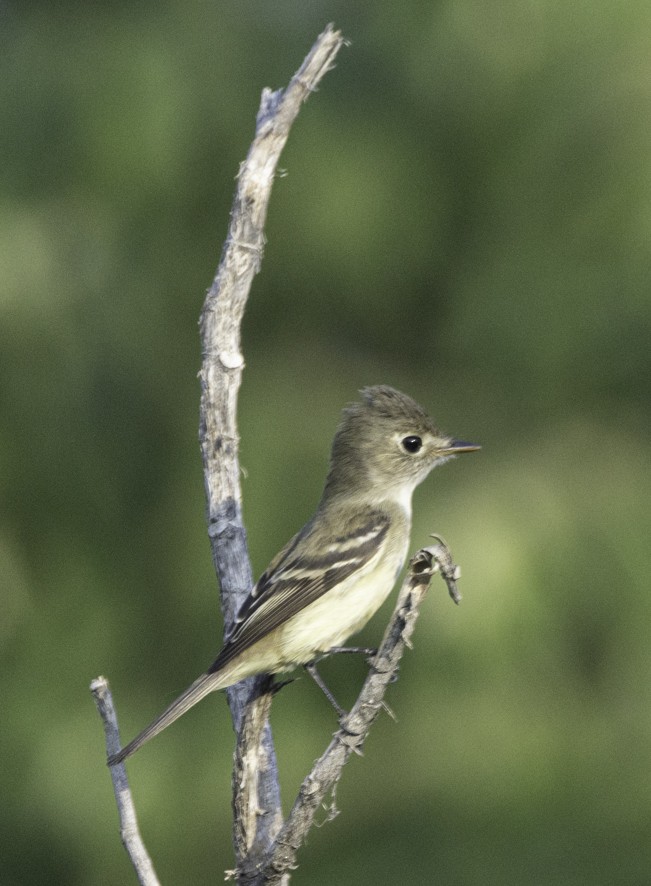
(305, 648, 379, 717)
(304, 662, 346, 717)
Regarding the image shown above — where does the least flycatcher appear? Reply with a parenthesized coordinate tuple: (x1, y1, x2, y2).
(109, 385, 479, 764)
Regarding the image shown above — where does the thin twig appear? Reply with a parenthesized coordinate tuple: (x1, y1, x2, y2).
(259, 542, 461, 884)
(197, 23, 347, 879)
(90, 677, 160, 886)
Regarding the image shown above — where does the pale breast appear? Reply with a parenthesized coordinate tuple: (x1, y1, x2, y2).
(275, 543, 407, 663)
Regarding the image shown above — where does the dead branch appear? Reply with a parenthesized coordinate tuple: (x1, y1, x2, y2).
(197, 23, 346, 879)
(259, 541, 461, 884)
(90, 677, 160, 886)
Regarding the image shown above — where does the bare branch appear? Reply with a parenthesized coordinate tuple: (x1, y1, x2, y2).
(90, 677, 160, 886)
(197, 23, 347, 878)
(260, 541, 461, 884)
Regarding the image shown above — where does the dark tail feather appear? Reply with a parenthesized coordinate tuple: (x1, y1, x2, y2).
(108, 670, 224, 766)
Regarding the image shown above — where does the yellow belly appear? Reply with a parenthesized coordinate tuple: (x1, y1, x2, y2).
(276, 536, 409, 662)
(213, 516, 410, 686)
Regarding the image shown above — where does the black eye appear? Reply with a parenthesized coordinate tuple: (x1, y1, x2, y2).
(401, 435, 422, 453)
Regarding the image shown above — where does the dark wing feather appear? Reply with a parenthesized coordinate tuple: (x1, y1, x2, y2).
(208, 510, 390, 674)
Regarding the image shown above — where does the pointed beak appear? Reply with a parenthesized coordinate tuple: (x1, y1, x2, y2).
(439, 440, 481, 455)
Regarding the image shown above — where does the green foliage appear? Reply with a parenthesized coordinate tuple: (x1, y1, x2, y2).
(2, 2, 650, 883)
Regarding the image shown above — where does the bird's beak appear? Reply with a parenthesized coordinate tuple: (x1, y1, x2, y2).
(439, 440, 481, 455)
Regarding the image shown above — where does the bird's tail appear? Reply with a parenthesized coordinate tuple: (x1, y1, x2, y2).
(108, 670, 225, 766)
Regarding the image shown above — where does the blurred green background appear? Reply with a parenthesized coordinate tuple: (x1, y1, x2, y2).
(2, 2, 650, 883)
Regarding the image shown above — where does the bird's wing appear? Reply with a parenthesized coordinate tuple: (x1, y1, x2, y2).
(208, 509, 390, 674)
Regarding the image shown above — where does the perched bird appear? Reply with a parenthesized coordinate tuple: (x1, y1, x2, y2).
(109, 385, 479, 765)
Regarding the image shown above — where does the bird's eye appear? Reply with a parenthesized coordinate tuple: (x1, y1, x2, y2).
(401, 435, 422, 453)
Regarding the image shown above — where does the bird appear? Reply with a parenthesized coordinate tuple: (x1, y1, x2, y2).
(108, 385, 479, 765)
